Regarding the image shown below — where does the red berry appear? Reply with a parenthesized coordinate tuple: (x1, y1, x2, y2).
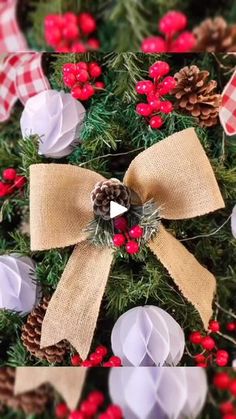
(213, 372, 231, 389)
(64, 12, 77, 24)
(149, 61, 170, 78)
(81, 360, 93, 367)
(208, 320, 220, 333)
(71, 42, 87, 53)
(45, 27, 62, 47)
(230, 380, 236, 396)
(71, 354, 82, 366)
(113, 234, 126, 247)
(80, 400, 98, 416)
(0, 182, 12, 197)
(96, 345, 108, 357)
(227, 322, 236, 331)
(99, 414, 110, 419)
(14, 175, 26, 189)
(81, 83, 95, 100)
(135, 80, 154, 95)
(63, 63, 77, 74)
(87, 38, 100, 50)
(157, 76, 177, 95)
(89, 352, 103, 366)
(109, 356, 122, 366)
(63, 73, 77, 88)
(189, 331, 203, 345)
(147, 93, 161, 110)
(114, 217, 128, 232)
(160, 100, 173, 114)
(88, 391, 105, 407)
(76, 62, 88, 72)
(216, 349, 229, 359)
(95, 81, 105, 89)
(201, 336, 215, 351)
(71, 85, 83, 100)
(2, 168, 17, 181)
(55, 403, 69, 418)
(78, 13, 96, 35)
(195, 354, 206, 364)
(216, 356, 228, 367)
(103, 362, 113, 367)
(220, 402, 234, 415)
(141, 36, 167, 53)
(223, 415, 236, 419)
(106, 405, 123, 418)
(197, 363, 207, 368)
(76, 70, 90, 83)
(136, 103, 152, 117)
(129, 225, 143, 239)
(63, 23, 79, 41)
(159, 11, 187, 35)
(126, 241, 140, 255)
(69, 411, 84, 419)
(89, 62, 102, 78)
(171, 32, 196, 52)
(149, 115, 164, 129)
(56, 44, 70, 53)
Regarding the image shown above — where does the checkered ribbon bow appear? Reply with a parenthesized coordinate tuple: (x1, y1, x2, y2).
(0, 0, 27, 52)
(0, 53, 50, 122)
(219, 68, 236, 136)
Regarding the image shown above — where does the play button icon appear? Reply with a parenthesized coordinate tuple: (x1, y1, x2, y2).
(110, 201, 128, 219)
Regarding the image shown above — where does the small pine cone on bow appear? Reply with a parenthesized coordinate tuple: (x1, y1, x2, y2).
(193, 17, 236, 52)
(91, 178, 131, 220)
(173, 65, 221, 127)
(22, 296, 69, 364)
(0, 367, 52, 414)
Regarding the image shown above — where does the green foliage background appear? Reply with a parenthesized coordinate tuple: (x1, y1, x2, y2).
(0, 51, 235, 418)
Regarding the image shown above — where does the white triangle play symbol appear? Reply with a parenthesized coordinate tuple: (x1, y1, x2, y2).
(110, 201, 128, 219)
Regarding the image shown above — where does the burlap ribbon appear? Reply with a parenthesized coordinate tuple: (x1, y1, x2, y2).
(14, 367, 86, 410)
(30, 128, 224, 359)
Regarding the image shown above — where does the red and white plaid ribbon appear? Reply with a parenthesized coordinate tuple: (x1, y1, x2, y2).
(0, 53, 50, 122)
(0, 0, 27, 52)
(219, 68, 236, 136)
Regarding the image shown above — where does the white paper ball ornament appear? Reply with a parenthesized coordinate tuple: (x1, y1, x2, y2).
(109, 367, 208, 419)
(111, 306, 185, 366)
(0, 255, 38, 314)
(20, 89, 86, 158)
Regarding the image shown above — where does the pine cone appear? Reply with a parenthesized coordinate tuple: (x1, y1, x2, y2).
(0, 367, 52, 414)
(22, 296, 68, 364)
(193, 17, 236, 52)
(173, 65, 221, 127)
(91, 178, 131, 220)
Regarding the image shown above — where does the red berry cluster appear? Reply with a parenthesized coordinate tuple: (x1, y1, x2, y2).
(141, 11, 196, 53)
(135, 61, 176, 129)
(213, 372, 236, 419)
(55, 392, 123, 419)
(113, 216, 143, 255)
(189, 320, 230, 367)
(63, 62, 105, 101)
(70, 345, 122, 367)
(0, 168, 26, 198)
(45, 12, 99, 53)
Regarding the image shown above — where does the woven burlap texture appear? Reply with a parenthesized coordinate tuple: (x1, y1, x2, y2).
(14, 367, 86, 410)
(30, 127, 224, 359)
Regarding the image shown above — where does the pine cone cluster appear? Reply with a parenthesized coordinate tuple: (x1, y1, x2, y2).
(91, 178, 131, 220)
(193, 17, 236, 52)
(0, 367, 51, 414)
(173, 65, 221, 127)
(22, 296, 68, 364)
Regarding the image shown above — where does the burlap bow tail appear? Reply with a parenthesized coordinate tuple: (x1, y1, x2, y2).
(14, 367, 86, 410)
(30, 128, 224, 359)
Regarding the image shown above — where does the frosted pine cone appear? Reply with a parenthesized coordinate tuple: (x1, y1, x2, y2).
(91, 178, 131, 220)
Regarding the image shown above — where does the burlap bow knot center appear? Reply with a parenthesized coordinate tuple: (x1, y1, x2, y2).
(30, 128, 224, 359)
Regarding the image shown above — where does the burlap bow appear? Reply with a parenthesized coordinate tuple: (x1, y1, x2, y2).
(30, 128, 224, 359)
(14, 367, 86, 410)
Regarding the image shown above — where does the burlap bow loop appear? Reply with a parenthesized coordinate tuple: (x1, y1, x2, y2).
(30, 127, 224, 359)
(14, 367, 86, 410)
